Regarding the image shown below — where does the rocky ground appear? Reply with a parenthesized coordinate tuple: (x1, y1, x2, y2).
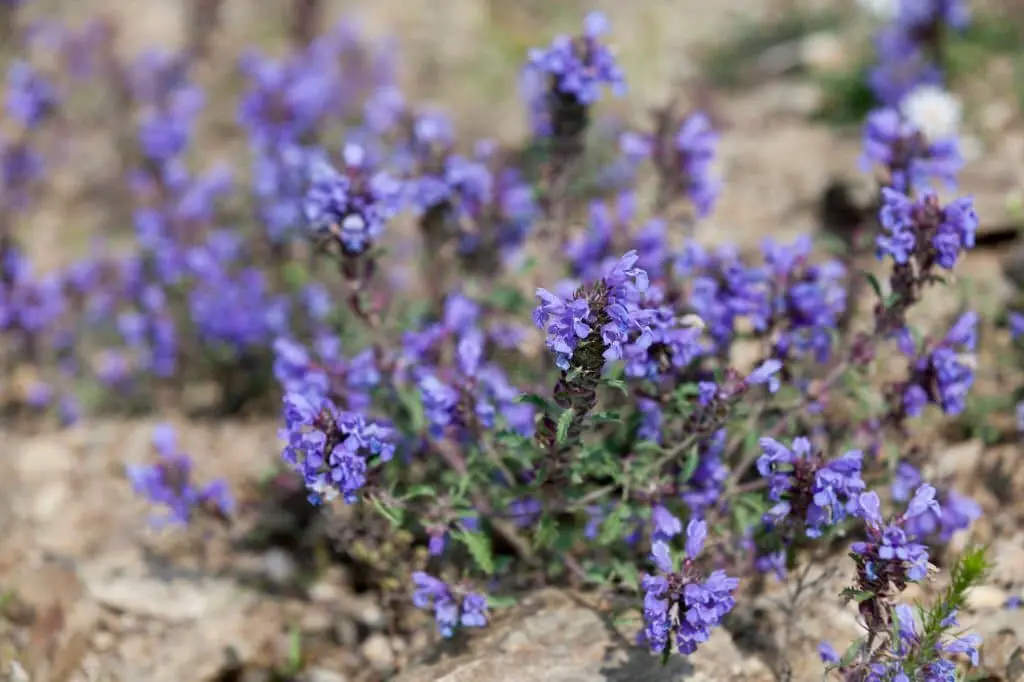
(3, 0, 1024, 681)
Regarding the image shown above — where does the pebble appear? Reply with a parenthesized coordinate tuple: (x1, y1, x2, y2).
(92, 630, 116, 652)
(334, 618, 360, 647)
(361, 633, 396, 672)
(800, 31, 847, 73)
(262, 548, 299, 586)
(6, 662, 29, 682)
(967, 585, 1010, 611)
(304, 668, 350, 682)
(335, 594, 385, 629)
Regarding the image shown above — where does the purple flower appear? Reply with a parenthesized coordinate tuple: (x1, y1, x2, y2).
(640, 527, 739, 657)
(757, 436, 865, 537)
(861, 108, 963, 192)
(280, 394, 395, 505)
(419, 374, 461, 438)
(869, 29, 943, 108)
(901, 312, 978, 418)
(852, 488, 933, 590)
(623, 305, 704, 381)
(126, 424, 233, 526)
(522, 12, 626, 137)
(673, 113, 721, 218)
(877, 187, 976, 270)
(238, 49, 334, 143)
(597, 250, 652, 361)
(1009, 312, 1024, 340)
(411, 572, 488, 638)
(762, 236, 847, 363)
(651, 504, 682, 540)
(303, 144, 402, 255)
(5, 60, 58, 128)
(818, 641, 840, 665)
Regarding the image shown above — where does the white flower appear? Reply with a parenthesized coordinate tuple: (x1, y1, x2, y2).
(900, 85, 963, 141)
(857, 0, 900, 20)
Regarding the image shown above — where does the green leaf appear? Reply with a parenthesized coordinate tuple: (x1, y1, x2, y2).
(282, 262, 309, 290)
(604, 378, 629, 395)
(533, 516, 559, 549)
(286, 625, 303, 673)
(396, 386, 426, 432)
(454, 530, 496, 575)
(493, 430, 534, 448)
(613, 560, 641, 592)
(399, 485, 436, 501)
(556, 408, 575, 444)
(516, 256, 538, 275)
(678, 447, 700, 482)
(591, 410, 622, 425)
(863, 271, 884, 301)
(599, 505, 628, 546)
(370, 496, 404, 528)
(844, 589, 876, 603)
(487, 595, 518, 609)
(517, 393, 554, 411)
(839, 638, 863, 666)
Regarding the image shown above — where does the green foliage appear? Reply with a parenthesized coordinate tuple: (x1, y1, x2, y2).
(454, 529, 497, 576)
(814, 63, 878, 126)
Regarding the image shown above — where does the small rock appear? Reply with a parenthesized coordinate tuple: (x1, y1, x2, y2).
(981, 102, 1014, 133)
(967, 585, 1010, 611)
(304, 667, 350, 682)
(91, 631, 115, 652)
(929, 439, 984, 480)
(361, 633, 396, 672)
(301, 608, 332, 634)
(6, 661, 29, 682)
(334, 618, 360, 647)
(990, 537, 1024, 586)
(335, 594, 385, 629)
(262, 548, 299, 587)
(81, 557, 249, 623)
(308, 580, 342, 604)
(395, 589, 773, 682)
(800, 31, 847, 73)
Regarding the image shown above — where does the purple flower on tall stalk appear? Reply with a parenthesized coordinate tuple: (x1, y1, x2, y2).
(877, 187, 977, 269)
(521, 11, 624, 174)
(848, 487, 937, 629)
(126, 424, 233, 526)
(640, 521, 739, 656)
(303, 143, 403, 256)
(861, 108, 963, 193)
(757, 436, 866, 537)
(279, 393, 396, 505)
(898, 312, 978, 418)
(891, 461, 980, 541)
(534, 250, 650, 371)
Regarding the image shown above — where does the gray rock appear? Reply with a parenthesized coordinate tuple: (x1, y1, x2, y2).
(81, 557, 249, 623)
(394, 589, 773, 682)
(361, 633, 396, 672)
(726, 559, 864, 682)
(303, 668, 350, 682)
